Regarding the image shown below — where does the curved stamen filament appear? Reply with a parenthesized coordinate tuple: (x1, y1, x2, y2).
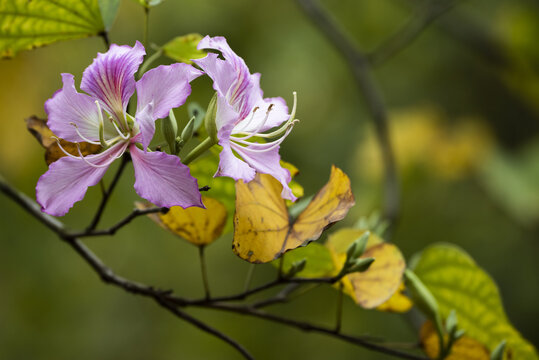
(110, 117, 130, 140)
(231, 122, 294, 153)
(234, 92, 299, 139)
(51, 136, 85, 160)
(69, 122, 101, 145)
(75, 143, 120, 169)
(234, 104, 274, 141)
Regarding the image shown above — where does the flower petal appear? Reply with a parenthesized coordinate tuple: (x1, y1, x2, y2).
(45, 73, 104, 143)
(230, 142, 296, 201)
(81, 41, 145, 122)
(215, 141, 256, 182)
(195, 36, 261, 119)
(193, 52, 236, 98)
(135, 63, 203, 149)
(36, 141, 128, 216)
(130, 145, 203, 209)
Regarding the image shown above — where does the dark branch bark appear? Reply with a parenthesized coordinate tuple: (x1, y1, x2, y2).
(87, 154, 130, 231)
(368, 0, 460, 66)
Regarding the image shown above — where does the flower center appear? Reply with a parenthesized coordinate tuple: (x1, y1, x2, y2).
(229, 92, 299, 153)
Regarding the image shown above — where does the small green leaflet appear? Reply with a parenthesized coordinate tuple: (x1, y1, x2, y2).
(162, 33, 206, 64)
(0, 0, 115, 58)
(412, 243, 538, 360)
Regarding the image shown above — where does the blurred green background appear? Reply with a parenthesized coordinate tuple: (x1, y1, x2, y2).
(1, 0, 538, 359)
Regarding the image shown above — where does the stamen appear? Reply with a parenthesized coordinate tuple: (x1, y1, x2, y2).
(233, 104, 273, 141)
(95, 100, 109, 148)
(51, 136, 83, 160)
(75, 143, 119, 169)
(110, 117, 130, 140)
(235, 92, 299, 139)
(68, 122, 101, 145)
(232, 127, 292, 153)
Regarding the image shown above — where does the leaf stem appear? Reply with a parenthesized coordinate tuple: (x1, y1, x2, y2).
(335, 282, 344, 333)
(143, 7, 150, 50)
(138, 49, 162, 79)
(182, 137, 217, 165)
(243, 264, 256, 292)
(199, 246, 211, 299)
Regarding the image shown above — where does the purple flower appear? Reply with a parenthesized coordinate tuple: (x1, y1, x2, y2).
(194, 36, 298, 201)
(36, 41, 204, 216)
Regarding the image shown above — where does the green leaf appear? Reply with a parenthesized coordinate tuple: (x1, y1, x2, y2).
(98, 0, 120, 31)
(0, 0, 106, 58)
(272, 242, 334, 278)
(412, 244, 538, 360)
(162, 33, 206, 64)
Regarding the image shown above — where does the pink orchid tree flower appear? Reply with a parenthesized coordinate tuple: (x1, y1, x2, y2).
(193, 36, 299, 201)
(36, 41, 204, 216)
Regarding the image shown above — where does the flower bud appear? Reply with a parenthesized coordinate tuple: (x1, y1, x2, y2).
(204, 92, 218, 143)
(162, 109, 179, 154)
(181, 116, 195, 144)
(347, 257, 375, 273)
(490, 340, 506, 360)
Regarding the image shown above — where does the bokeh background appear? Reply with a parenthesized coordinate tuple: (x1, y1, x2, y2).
(1, 0, 538, 359)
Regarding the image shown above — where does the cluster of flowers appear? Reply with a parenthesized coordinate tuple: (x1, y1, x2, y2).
(36, 36, 298, 216)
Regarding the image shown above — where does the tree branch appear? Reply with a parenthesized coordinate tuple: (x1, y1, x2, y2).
(87, 154, 131, 231)
(155, 298, 255, 360)
(368, 0, 461, 66)
(295, 0, 400, 234)
(195, 303, 427, 360)
(1, 175, 427, 359)
(71, 206, 168, 238)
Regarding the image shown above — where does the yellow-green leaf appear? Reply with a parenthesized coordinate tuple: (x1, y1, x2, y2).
(326, 228, 406, 309)
(413, 244, 538, 359)
(273, 242, 335, 278)
(376, 282, 413, 313)
(420, 320, 490, 360)
(162, 33, 206, 64)
(188, 151, 235, 232)
(1, 0, 106, 58)
(137, 196, 227, 246)
(233, 166, 355, 263)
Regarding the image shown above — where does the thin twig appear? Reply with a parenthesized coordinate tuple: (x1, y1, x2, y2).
(197, 303, 427, 360)
(99, 31, 110, 50)
(155, 298, 255, 360)
(199, 246, 211, 299)
(1, 176, 428, 359)
(87, 154, 131, 231)
(296, 0, 400, 235)
(0, 174, 66, 236)
(335, 282, 344, 332)
(368, 0, 460, 66)
(71, 206, 168, 238)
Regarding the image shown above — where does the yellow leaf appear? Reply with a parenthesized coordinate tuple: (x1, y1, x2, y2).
(25, 116, 101, 165)
(138, 196, 227, 246)
(376, 282, 413, 313)
(326, 228, 405, 309)
(420, 320, 490, 360)
(233, 165, 355, 263)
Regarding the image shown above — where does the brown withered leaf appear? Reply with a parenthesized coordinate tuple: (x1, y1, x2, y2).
(25, 116, 101, 165)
